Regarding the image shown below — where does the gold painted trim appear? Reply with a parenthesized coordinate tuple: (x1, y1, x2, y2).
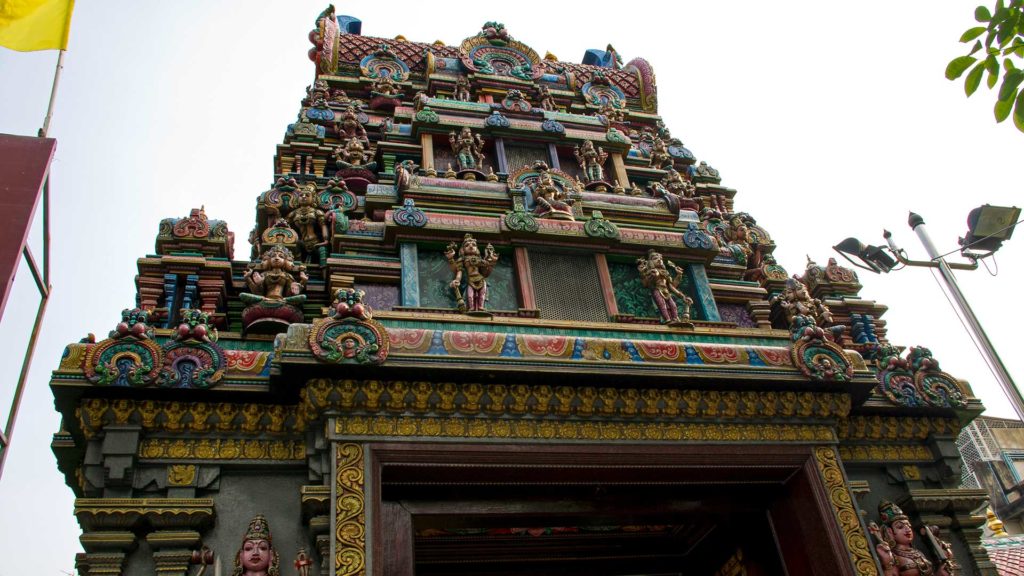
(335, 443, 366, 576)
(839, 415, 959, 442)
(838, 444, 933, 463)
(335, 415, 836, 443)
(138, 438, 304, 461)
(814, 446, 879, 576)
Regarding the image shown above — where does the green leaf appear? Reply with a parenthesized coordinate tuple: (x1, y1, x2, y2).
(1005, 57, 1018, 71)
(995, 93, 1015, 121)
(971, 40, 985, 55)
(977, 5, 993, 20)
(967, 62, 986, 95)
(987, 55, 1001, 86)
(961, 26, 988, 41)
(999, 69, 1024, 100)
(947, 56, 978, 79)
(1013, 90, 1024, 132)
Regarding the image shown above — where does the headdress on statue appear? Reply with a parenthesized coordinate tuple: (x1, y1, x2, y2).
(878, 500, 908, 526)
(232, 515, 281, 576)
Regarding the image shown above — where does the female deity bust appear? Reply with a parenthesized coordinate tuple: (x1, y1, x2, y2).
(869, 501, 952, 576)
(232, 515, 280, 576)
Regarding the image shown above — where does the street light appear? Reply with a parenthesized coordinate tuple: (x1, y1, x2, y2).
(834, 205, 1023, 419)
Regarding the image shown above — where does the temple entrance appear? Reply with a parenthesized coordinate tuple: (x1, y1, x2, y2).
(364, 443, 858, 576)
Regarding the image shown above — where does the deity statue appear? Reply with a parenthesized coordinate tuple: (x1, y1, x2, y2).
(537, 84, 556, 111)
(336, 105, 367, 144)
(231, 515, 280, 576)
(662, 167, 695, 197)
(637, 250, 693, 325)
(306, 79, 329, 106)
(412, 90, 430, 112)
(772, 277, 833, 330)
(650, 135, 671, 168)
(370, 73, 402, 98)
(293, 549, 312, 576)
(334, 136, 377, 171)
(573, 140, 608, 183)
(288, 184, 328, 262)
(530, 167, 575, 220)
(446, 233, 499, 313)
(449, 127, 485, 171)
(868, 501, 953, 576)
(454, 76, 471, 102)
(598, 100, 625, 124)
(242, 245, 308, 306)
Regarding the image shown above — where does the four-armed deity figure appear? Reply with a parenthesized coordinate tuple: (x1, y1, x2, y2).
(288, 184, 329, 262)
(537, 84, 556, 111)
(449, 127, 485, 171)
(869, 501, 954, 576)
(334, 136, 377, 171)
(232, 515, 280, 576)
(530, 167, 575, 220)
(573, 140, 608, 184)
(637, 249, 693, 325)
(446, 233, 499, 312)
(454, 76, 471, 102)
(242, 245, 308, 306)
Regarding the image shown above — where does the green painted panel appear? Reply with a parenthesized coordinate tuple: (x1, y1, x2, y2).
(417, 249, 517, 311)
(608, 261, 701, 321)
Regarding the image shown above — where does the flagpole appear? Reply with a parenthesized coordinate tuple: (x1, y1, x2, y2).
(39, 49, 65, 138)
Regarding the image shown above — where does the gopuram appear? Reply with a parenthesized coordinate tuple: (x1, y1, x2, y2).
(50, 6, 996, 576)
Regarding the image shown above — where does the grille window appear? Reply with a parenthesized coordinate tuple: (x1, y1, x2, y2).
(529, 251, 607, 322)
(504, 141, 550, 174)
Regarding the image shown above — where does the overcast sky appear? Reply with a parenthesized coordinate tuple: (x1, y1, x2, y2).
(0, 2, 1021, 574)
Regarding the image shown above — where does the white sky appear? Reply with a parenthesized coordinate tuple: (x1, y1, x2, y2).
(0, 2, 1021, 574)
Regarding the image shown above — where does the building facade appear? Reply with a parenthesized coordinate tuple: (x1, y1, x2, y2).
(51, 7, 996, 576)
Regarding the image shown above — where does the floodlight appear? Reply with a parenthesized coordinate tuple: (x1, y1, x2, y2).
(833, 237, 897, 274)
(959, 204, 1021, 256)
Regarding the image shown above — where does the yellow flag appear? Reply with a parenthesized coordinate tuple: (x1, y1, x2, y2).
(0, 0, 75, 52)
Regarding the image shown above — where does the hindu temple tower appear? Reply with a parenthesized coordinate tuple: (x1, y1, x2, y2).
(49, 6, 997, 575)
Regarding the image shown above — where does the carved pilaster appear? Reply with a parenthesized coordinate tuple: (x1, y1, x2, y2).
(147, 530, 202, 576)
(78, 531, 135, 576)
(301, 484, 331, 576)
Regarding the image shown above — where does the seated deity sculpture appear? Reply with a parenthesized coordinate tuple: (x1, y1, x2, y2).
(530, 168, 575, 220)
(242, 245, 307, 306)
(334, 137, 377, 171)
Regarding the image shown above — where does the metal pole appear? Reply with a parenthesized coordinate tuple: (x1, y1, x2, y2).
(0, 289, 51, 478)
(909, 212, 1024, 419)
(40, 49, 66, 138)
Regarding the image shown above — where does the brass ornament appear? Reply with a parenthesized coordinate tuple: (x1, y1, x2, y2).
(335, 443, 365, 576)
(814, 446, 879, 576)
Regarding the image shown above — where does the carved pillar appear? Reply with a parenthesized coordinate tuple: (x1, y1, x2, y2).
(138, 274, 165, 315)
(78, 532, 135, 576)
(147, 530, 201, 576)
(301, 485, 330, 576)
(399, 243, 419, 307)
(419, 134, 433, 172)
(547, 143, 560, 169)
(610, 153, 629, 189)
(899, 488, 994, 575)
(593, 253, 618, 318)
(513, 247, 536, 311)
(685, 263, 721, 321)
(197, 277, 225, 316)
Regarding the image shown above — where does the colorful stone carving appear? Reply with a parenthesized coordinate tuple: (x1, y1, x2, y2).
(454, 75, 471, 102)
(334, 137, 376, 171)
(160, 309, 226, 389)
(335, 105, 368, 145)
(84, 308, 163, 386)
(309, 288, 389, 365)
(875, 346, 967, 409)
(449, 126, 485, 171)
(232, 515, 280, 576)
(446, 234, 499, 313)
(241, 245, 307, 333)
(288, 183, 329, 263)
(528, 164, 576, 220)
(573, 140, 608, 184)
(537, 84, 556, 111)
(637, 250, 692, 325)
(869, 501, 954, 576)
